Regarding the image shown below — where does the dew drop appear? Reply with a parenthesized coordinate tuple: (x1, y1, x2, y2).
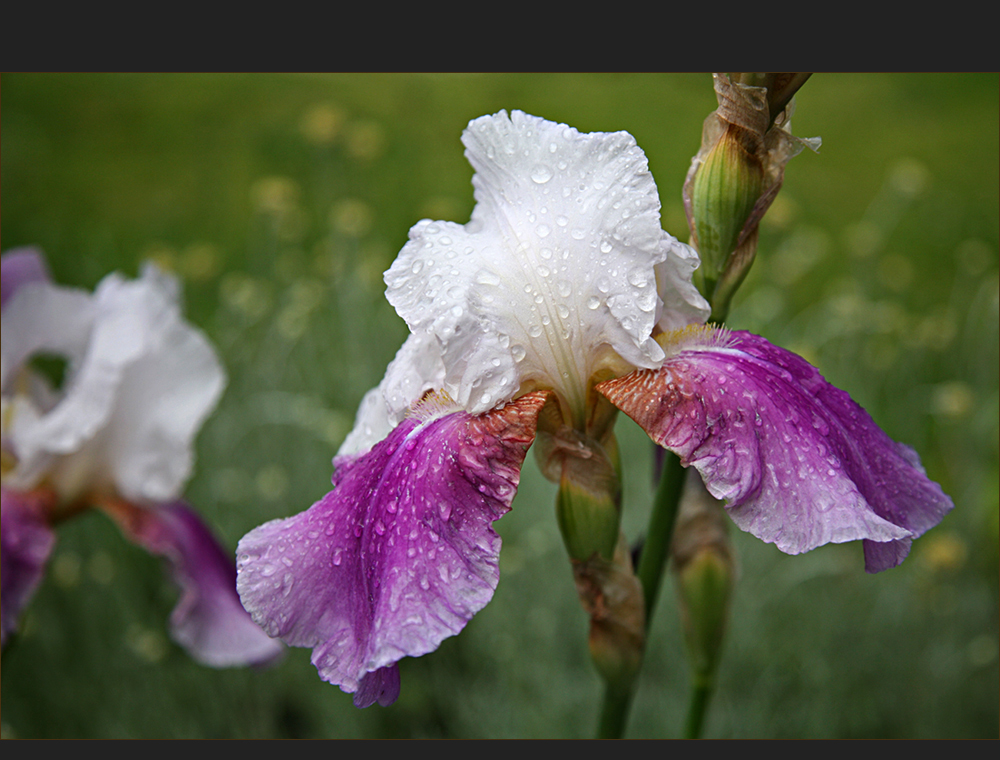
(627, 269, 649, 287)
(474, 268, 501, 286)
(636, 293, 656, 312)
(511, 344, 527, 362)
(536, 224, 551, 238)
(587, 296, 601, 310)
(531, 165, 553, 184)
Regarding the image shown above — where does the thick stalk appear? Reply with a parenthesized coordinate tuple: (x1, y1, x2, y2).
(593, 449, 687, 738)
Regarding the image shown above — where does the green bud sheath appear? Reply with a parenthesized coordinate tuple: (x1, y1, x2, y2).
(691, 125, 764, 298)
(575, 535, 646, 688)
(671, 471, 734, 682)
(555, 433, 621, 562)
(677, 549, 733, 679)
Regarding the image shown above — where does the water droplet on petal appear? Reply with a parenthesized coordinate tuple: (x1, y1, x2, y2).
(475, 268, 501, 286)
(531, 164, 553, 184)
(627, 269, 649, 287)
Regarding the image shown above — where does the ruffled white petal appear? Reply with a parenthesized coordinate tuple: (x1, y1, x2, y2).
(2, 264, 224, 504)
(655, 233, 711, 331)
(336, 333, 446, 458)
(384, 110, 708, 418)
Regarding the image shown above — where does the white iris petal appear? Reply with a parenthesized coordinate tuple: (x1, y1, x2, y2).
(337, 333, 447, 458)
(384, 110, 708, 421)
(2, 264, 225, 504)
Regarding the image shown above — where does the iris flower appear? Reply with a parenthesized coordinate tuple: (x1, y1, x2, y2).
(1, 248, 282, 667)
(236, 111, 953, 706)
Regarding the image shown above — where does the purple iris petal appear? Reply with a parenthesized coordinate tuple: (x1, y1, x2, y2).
(1, 487, 57, 646)
(104, 499, 284, 667)
(1, 247, 51, 308)
(236, 391, 547, 705)
(598, 329, 953, 572)
(355, 665, 401, 708)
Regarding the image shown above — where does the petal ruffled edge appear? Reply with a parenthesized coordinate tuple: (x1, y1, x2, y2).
(598, 327, 953, 571)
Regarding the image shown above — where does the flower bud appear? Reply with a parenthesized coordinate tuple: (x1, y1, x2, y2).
(574, 534, 645, 689)
(671, 470, 735, 682)
(684, 73, 819, 321)
(535, 394, 622, 562)
(690, 123, 764, 296)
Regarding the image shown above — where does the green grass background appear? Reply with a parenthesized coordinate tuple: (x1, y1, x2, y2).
(1, 73, 997, 739)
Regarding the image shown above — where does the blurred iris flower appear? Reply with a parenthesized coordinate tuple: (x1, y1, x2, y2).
(1, 248, 282, 667)
(236, 111, 952, 706)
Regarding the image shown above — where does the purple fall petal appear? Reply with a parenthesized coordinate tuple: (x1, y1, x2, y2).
(236, 391, 548, 704)
(102, 499, 284, 667)
(1, 248, 51, 308)
(354, 665, 401, 708)
(598, 328, 953, 572)
(1, 487, 57, 646)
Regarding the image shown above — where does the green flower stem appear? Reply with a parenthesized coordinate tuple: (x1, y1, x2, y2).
(684, 674, 713, 740)
(637, 450, 687, 625)
(594, 449, 687, 739)
(597, 682, 634, 739)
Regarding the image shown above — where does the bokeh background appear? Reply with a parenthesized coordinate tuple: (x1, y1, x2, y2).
(1, 73, 997, 739)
